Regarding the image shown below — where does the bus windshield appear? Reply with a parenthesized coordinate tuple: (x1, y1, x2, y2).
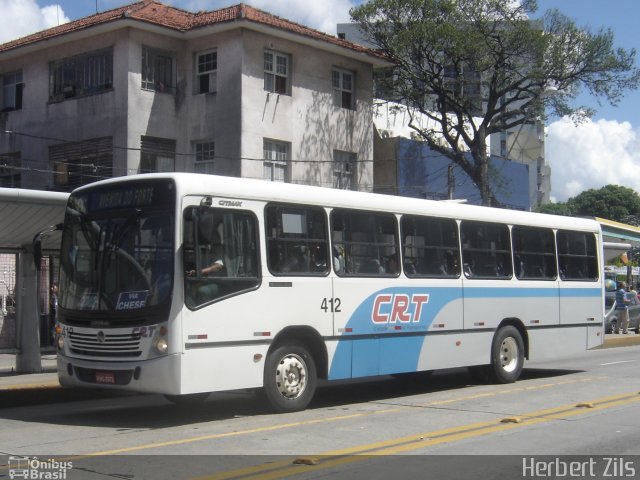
(59, 180, 175, 313)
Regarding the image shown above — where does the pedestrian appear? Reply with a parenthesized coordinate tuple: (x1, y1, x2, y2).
(614, 281, 630, 334)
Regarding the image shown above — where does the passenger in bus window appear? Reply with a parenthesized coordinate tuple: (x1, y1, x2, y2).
(310, 244, 327, 272)
(186, 231, 226, 304)
(384, 255, 399, 274)
(186, 231, 225, 277)
(280, 244, 307, 273)
(333, 246, 345, 273)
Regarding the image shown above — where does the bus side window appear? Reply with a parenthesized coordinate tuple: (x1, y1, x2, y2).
(330, 209, 399, 277)
(557, 230, 598, 281)
(183, 206, 260, 309)
(265, 204, 329, 276)
(461, 221, 512, 279)
(400, 215, 460, 278)
(511, 226, 557, 281)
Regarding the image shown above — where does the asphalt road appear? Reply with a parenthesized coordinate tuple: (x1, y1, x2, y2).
(1, 342, 640, 479)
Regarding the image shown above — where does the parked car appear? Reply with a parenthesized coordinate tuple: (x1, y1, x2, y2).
(604, 292, 640, 334)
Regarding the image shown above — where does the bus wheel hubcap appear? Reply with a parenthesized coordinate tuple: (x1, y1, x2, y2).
(500, 337, 519, 373)
(275, 354, 307, 399)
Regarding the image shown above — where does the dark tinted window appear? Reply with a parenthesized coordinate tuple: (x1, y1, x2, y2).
(183, 207, 259, 309)
(401, 215, 460, 278)
(266, 204, 329, 275)
(461, 221, 512, 279)
(557, 231, 598, 281)
(331, 209, 399, 276)
(512, 226, 557, 280)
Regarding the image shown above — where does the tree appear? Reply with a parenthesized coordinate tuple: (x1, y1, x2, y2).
(350, 0, 640, 206)
(570, 185, 640, 223)
(535, 201, 574, 217)
(535, 184, 640, 223)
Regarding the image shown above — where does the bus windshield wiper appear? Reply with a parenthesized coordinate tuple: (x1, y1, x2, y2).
(107, 208, 142, 252)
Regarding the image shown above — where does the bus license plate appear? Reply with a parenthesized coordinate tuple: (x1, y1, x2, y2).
(95, 371, 115, 384)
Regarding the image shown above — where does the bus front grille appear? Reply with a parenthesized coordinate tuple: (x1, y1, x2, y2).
(68, 331, 142, 358)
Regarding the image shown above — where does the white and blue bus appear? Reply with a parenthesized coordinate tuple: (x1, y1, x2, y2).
(51, 173, 604, 412)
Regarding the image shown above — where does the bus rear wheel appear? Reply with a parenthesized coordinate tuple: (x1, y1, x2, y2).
(490, 326, 524, 383)
(263, 344, 317, 413)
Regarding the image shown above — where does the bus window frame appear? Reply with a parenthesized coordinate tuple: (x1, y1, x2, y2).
(511, 225, 558, 281)
(400, 214, 461, 279)
(182, 204, 262, 310)
(330, 208, 400, 278)
(265, 202, 331, 277)
(460, 220, 513, 280)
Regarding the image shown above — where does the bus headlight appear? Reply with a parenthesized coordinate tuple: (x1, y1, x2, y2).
(154, 337, 168, 354)
(56, 335, 64, 351)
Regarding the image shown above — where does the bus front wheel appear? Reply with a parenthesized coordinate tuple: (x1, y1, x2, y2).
(263, 344, 317, 413)
(490, 326, 524, 383)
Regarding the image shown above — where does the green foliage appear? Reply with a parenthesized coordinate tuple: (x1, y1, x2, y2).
(351, 0, 640, 206)
(535, 185, 640, 222)
(535, 202, 574, 216)
(569, 185, 640, 222)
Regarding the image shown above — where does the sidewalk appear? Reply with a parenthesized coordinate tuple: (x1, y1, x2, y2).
(0, 353, 59, 390)
(0, 333, 639, 391)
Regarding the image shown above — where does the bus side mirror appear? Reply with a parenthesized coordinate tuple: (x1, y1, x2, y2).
(33, 223, 63, 269)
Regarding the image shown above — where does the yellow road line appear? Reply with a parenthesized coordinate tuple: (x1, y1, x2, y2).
(1, 389, 638, 478)
(193, 391, 640, 480)
(59, 376, 605, 456)
(0, 375, 611, 466)
(0, 381, 60, 391)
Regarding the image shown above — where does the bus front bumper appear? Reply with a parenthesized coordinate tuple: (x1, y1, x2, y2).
(57, 353, 182, 395)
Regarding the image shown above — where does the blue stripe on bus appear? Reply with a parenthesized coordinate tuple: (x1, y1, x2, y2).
(327, 285, 602, 380)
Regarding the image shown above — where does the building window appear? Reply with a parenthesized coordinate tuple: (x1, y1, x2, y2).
(264, 50, 290, 95)
(194, 141, 215, 174)
(49, 137, 113, 192)
(333, 150, 356, 190)
(140, 136, 175, 173)
(332, 68, 354, 109)
(0, 152, 21, 187)
(442, 63, 482, 115)
(142, 46, 176, 93)
(195, 50, 217, 94)
(49, 48, 113, 102)
(263, 139, 289, 182)
(2, 71, 23, 111)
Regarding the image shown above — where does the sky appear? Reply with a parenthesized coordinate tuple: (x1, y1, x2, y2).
(1, 0, 639, 203)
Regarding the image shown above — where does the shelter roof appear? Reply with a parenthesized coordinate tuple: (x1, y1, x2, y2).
(0, 189, 68, 252)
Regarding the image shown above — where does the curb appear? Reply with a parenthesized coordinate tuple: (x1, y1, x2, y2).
(599, 334, 640, 349)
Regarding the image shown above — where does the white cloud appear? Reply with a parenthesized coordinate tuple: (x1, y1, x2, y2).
(0, 0, 69, 44)
(546, 117, 640, 202)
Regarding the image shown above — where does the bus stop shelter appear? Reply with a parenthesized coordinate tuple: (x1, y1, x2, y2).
(0, 188, 68, 373)
(598, 217, 640, 285)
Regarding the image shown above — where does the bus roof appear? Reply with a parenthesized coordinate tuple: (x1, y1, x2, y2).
(76, 173, 602, 233)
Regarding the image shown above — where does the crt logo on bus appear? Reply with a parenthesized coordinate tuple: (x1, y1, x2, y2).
(372, 293, 429, 324)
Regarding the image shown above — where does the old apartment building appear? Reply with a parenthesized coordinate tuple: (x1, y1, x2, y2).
(0, 1, 388, 193)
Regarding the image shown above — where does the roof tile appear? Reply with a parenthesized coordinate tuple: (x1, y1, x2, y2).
(0, 1, 383, 61)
